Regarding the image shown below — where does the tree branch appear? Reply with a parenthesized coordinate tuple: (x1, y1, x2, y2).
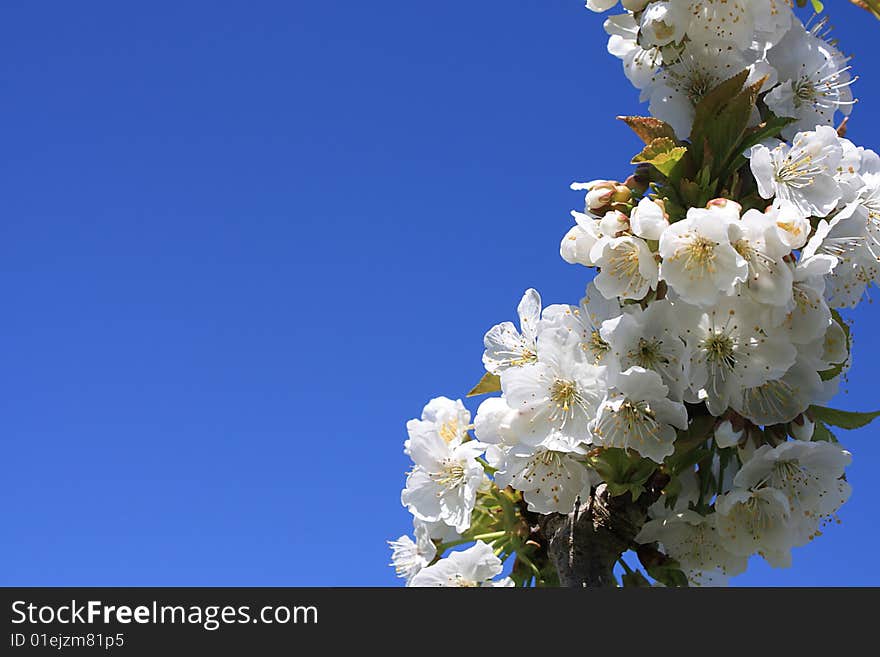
(537, 477, 666, 588)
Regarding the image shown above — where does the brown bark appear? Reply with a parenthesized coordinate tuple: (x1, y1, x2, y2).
(536, 483, 654, 588)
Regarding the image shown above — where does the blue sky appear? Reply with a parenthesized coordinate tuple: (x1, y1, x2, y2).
(2, 1, 879, 586)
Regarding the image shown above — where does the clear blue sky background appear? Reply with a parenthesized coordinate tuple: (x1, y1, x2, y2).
(2, 1, 879, 586)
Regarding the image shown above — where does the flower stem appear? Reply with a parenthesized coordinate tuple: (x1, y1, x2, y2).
(436, 530, 507, 553)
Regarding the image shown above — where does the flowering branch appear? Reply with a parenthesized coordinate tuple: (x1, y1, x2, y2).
(390, 1, 880, 588)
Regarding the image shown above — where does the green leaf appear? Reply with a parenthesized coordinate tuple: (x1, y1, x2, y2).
(690, 71, 769, 182)
(591, 448, 657, 502)
(725, 113, 796, 175)
(673, 415, 716, 452)
(605, 481, 647, 502)
(667, 415, 715, 485)
(711, 78, 766, 178)
(647, 564, 689, 588)
(819, 368, 843, 382)
(636, 544, 689, 588)
(467, 371, 501, 397)
(617, 115, 677, 144)
(689, 70, 749, 165)
(812, 422, 838, 444)
(632, 138, 689, 178)
(739, 113, 796, 152)
(809, 406, 880, 430)
(621, 569, 653, 588)
(678, 178, 703, 209)
(667, 447, 710, 477)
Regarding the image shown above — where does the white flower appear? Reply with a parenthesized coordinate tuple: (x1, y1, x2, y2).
(835, 139, 867, 204)
(501, 329, 607, 447)
(769, 251, 835, 345)
(630, 197, 669, 241)
(561, 212, 603, 267)
(401, 431, 486, 533)
(731, 354, 824, 426)
(714, 419, 744, 449)
(814, 237, 874, 310)
(801, 206, 874, 308)
(730, 208, 795, 307)
(600, 300, 688, 400)
(409, 541, 513, 587)
(812, 158, 880, 306)
(605, 13, 663, 90)
(688, 0, 791, 51)
(482, 289, 542, 374)
(816, 316, 849, 372)
(734, 441, 851, 545)
(648, 44, 774, 139)
(749, 126, 844, 218)
(418, 518, 461, 544)
(764, 199, 811, 250)
(473, 396, 520, 447)
(598, 208, 631, 236)
(590, 367, 688, 463)
(636, 510, 748, 586)
(715, 487, 793, 562)
(588, 0, 648, 12)
(389, 522, 437, 584)
(539, 282, 622, 365)
(681, 295, 797, 417)
(586, 0, 620, 12)
(491, 435, 596, 515)
(790, 415, 816, 442)
(405, 397, 471, 455)
(648, 467, 700, 520)
(659, 204, 749, 307)
(752, 0, 794, 48)
(765, 21, 855, 139)
(592, 235, 659, 300)
(639, 2, 689, 48)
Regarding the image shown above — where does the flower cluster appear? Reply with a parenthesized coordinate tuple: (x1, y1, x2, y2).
(390, 1, 879, 587)
(596, 0, 854, 140)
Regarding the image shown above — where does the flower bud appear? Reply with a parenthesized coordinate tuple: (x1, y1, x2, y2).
(622, 0, 649, 11)
(624, 173, 649, 195)
(612, 184, 633, 204)
(630, 197, 668, 241)
(586, 0, 620, 13)
(706, 198, 742, 213)
(599, 209, 630, 236)
(586, 182, 616, 211)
